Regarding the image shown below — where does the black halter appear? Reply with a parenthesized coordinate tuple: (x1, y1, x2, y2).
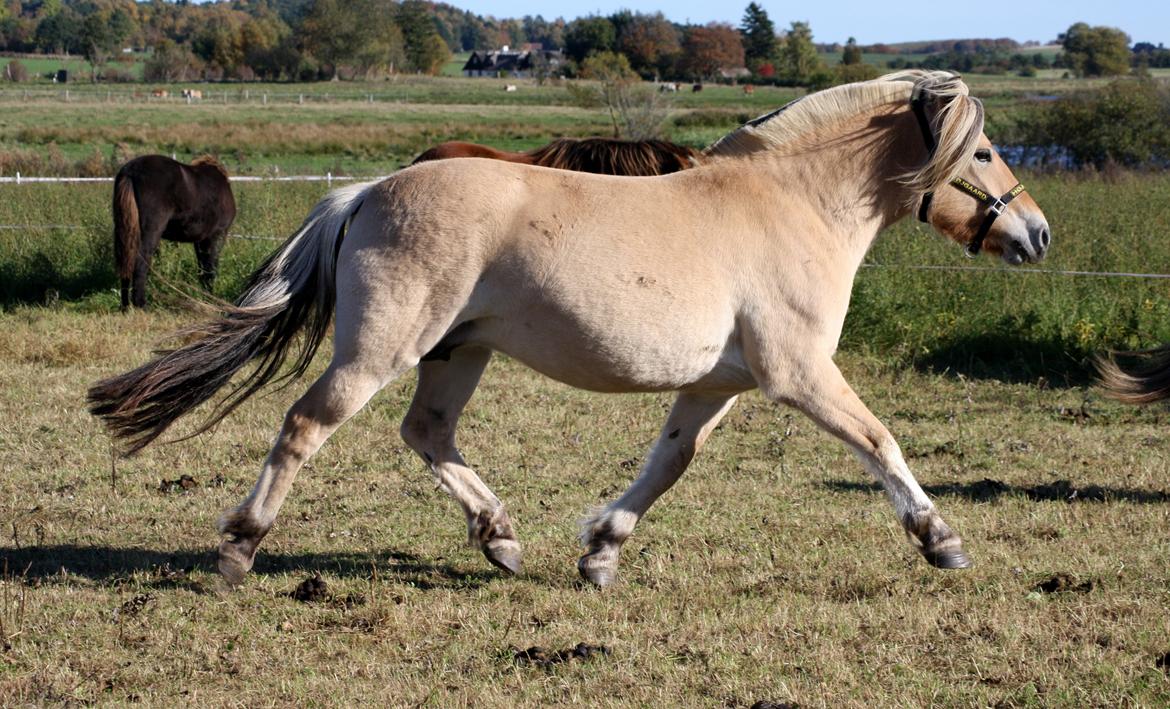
(911, 91, 1025, 258)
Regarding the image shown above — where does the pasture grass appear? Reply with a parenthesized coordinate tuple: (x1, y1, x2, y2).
(0, 309, 1168, 706)
(1, 76, 1170, 705)
(3, 172, 1169, 374)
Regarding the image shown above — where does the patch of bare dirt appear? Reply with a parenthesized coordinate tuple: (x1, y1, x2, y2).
(512, 642, 611, 668)
(1034, 573, 1095, 594)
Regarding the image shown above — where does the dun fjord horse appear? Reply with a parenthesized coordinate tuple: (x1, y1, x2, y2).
(412, 137, 701, 176)
(113, 155, 236, 309)
(90, 72, 1050, 587)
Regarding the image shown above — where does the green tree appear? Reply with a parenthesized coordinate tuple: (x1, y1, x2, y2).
(842, 36, 863, 65)
(399, 0, 449, 74)
(1060, 22, 1131, 77)
(301, 0, 360, 78)
(779, 21, 822, 85)
(79, 9, 129, 82)
(144, 37, 201, 81)
(563, 15, 616, 63)
(739, 2, 776, 69)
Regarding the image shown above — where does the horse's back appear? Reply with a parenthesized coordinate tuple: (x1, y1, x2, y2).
(343, 160, 753, 392)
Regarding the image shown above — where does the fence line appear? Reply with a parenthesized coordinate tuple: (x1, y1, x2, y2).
(4, 219, 1170, 279)
(860, 263, 1170, 280)
(0, 173, 382, 185)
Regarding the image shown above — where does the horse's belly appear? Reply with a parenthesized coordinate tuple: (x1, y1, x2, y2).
(470, 310, 753, 393)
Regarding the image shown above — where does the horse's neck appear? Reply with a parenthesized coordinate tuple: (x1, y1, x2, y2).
(716, 126, 914, 259)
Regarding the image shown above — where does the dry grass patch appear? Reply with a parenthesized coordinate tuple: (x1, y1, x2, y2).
(1, 309, 1169, 705)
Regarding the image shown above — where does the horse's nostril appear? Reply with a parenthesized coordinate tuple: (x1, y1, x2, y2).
(1039, 227, 1051, 250)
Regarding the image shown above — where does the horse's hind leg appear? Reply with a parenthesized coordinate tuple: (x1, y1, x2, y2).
(400, 346, 522, 574)
(765, 358, 971, 569)
(194, 235, 224, 292)
(579, 391, 739, 586)
(217, 357, 399, 584)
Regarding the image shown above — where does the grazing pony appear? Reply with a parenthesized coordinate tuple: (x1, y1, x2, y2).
(89, 72, 1050, 588)
(112, 155, 236, 310)
(411, 137, 701, 176)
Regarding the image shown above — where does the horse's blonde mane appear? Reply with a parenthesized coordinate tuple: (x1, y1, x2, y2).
(706, 71, 985, 194)
(192, 154, 229, 177)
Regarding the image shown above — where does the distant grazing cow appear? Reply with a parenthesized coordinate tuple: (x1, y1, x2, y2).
(151, 89, 168, 98)
(504, 84, 517, 92)
(692, 83, 703, 92)
(182, 89, 202, 100)
(743, 84, 755, 95)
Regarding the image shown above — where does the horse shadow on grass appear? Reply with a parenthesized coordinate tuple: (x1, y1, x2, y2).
(0, 545, 509, 592)
(907, 332, 1094, 388)
(824, 478, 1170, 504)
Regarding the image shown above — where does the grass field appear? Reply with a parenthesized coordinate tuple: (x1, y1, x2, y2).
(1, 309, 1169, 705)
(1, 72, 1170, 705)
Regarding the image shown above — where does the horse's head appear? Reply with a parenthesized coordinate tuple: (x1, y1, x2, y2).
(904, 73, 1050, 264)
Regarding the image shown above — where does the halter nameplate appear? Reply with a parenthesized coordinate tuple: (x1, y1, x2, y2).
(911, 94, 1027, 257)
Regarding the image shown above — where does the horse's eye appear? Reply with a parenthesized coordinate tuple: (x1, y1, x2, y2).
(974, 148, 993, 163)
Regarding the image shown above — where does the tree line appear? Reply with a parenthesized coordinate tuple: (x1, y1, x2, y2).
(0, 2, 1162, 84)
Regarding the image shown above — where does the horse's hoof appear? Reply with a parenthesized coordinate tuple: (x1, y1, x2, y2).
(483, 537, 523, 575)
(922, 546, 972, 569)
(577, 554, 617, 587)
(217, 538, 257, 586)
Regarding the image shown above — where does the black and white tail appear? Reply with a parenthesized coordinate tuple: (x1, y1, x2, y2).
(88, 180, 378, 454)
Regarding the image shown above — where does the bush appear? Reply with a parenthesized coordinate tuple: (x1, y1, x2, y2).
(4, 60, 28, 82)
(1019, 78, 1170, 168)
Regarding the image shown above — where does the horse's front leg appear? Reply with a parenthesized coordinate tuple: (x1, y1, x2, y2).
(579, 392, 738, 586)
(762, 356, 971, 569)
(194, 236, 224, 293)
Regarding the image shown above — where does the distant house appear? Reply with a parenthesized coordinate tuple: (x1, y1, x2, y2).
(463, 47, 563, 78)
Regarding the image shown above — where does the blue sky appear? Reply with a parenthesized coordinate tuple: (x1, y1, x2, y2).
(452, 0, 1167, 46)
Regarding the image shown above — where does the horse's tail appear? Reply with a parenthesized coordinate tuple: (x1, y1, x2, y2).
(113, 173, 139, 280)
(88, 180, 379, 455)
(1096, 343, 1170, 404)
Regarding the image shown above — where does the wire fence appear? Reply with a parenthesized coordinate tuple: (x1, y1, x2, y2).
(0, 87, 439, 106)
(0, 173, 379, 185)
(2, 218, 1170, 278)
(3, 176, 1170, 279)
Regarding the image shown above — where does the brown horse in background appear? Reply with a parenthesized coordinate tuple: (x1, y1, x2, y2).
(113, 155, 236, 310)
(411, 137, 702, 176)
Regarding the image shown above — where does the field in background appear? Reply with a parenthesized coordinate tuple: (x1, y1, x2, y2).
(1, 72, 1170, 705)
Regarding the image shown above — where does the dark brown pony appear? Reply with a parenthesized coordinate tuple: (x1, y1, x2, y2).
(113, 155, 237, 310)
(411, 137, 701, 176)
(1097, 345, 1170, 403)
